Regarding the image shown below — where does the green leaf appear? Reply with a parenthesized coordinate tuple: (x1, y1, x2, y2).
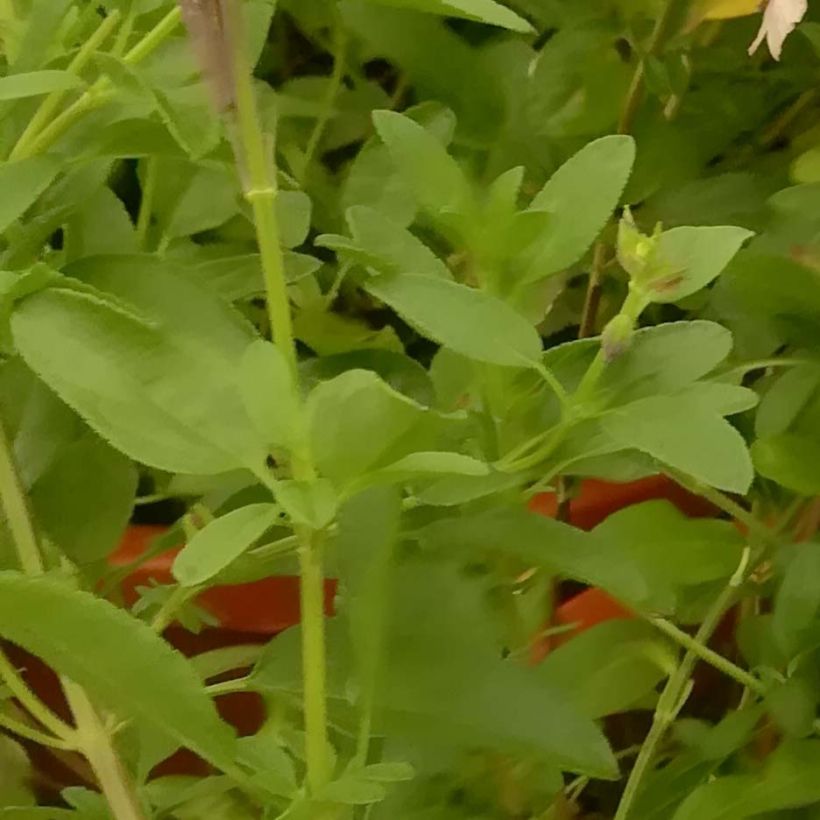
(672, 740, 820, 820)
(766, 676, 818, 738)
(13, 259, 266, 475)
(336, 486, 402, 735)
(373, 110, 472, 220)
(29, 435, 137, 567)
(416, 508, 649, 605)
(362, 0, 532, 31)
(320, 775, 387, 805)
(772, 543, 820, 658)
(0, 572, 236, 771)
(753, 433, 820, 495)
(172, 503, 281, 587)
(307, 370, 432, 485)
(602, 395, 754, 493)
(318, 205, 451, 279)
(371, 451, 489, 485)
(646, 226, 753, 303)
(0, 70, 82, 100)
(756, 364, 820, 437)
(0, 157, 60, 235)
(538, 620, 674, 718)
(593, 501, 745, 611)
(238, 341, 299, 450)
(366, 274, 542, 366)
(524, 135, 636, 281)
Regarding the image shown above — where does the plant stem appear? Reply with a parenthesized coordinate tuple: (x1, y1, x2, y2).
(9, 8, 122, 161)
(232, 55, 297, 375)
(135, 156, 158, 250)
(647, 615, 765, 695)
(618, 0, 681, 135)
(12, 6, 181, 160)
(298, 530, 331, 790)
(0, 418, 41, 576)
(206, 677, 251, 697)
(613, 551, 748, 820)
(0, 416, 144, 820)
(224, 7, 330, 792)
(0, 651, 76, 741)
(150, 585, 198, 633)
(0, 710, 74, 750)
(63, 681, 146, 820)
(299, 21, 347, 184)
(578, 241, 608, 339)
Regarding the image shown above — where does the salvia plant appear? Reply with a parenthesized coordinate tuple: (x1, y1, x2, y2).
(0, 0, 820, 818)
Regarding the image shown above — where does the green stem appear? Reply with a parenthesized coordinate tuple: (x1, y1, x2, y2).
(0, 650, 76, 741)
(206, 677, 251, 698)
(150, 585, 198, 633)
(647, 615, 765, 695)
(613, 550, 748, 820)
(0, 710, 75, 750)
(8, 8, 122, 161)
(618, 0, 680, 135)
(63, 682, 146, 820)
(0, 416, 144, 820)
(299, 22, 347, 184)
(0, 417, 41, 575)
(225, 7, 330, 792)
(135, 156, 158, 250)
(298, 531, 331, 790)
(11, 6, 181, 160)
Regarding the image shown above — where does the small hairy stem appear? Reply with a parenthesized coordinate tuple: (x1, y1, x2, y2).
(613, 551, 748, 820)
(648, 615, 764, 695)
(206, 677, 251, 698)
(9, 8, 122, 161)
(0, 651, 76, 741)
(63, 682, 146, 820)
(0, 710, 75, 750)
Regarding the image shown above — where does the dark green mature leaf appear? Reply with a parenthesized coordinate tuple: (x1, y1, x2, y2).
(416, 507, 649, 604)
(307, 369, 433, 485)
(524, 135, 636, 281)
(0, 572, 236, 770)
(172, 504, 281, 586)
(30, 435, 137, 567)
(13, 259, 266, 474)
(753, 433, 820, 495)
(672, 740, 820, 820)
(363, 0, 531, 31)
(772, 543, 820, 658)
(603, 396, 754, 493)
(538, 620, 674, 718)
(373, 110, 472, 220)
(646, 226, 753, 303)
(0, 157, 60, 235)
(367, 274, 542, 366)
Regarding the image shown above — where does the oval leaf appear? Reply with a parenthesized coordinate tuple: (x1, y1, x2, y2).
(366, 274, 542, 367)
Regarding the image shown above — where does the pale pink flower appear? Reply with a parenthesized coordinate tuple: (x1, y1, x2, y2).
(748, 0, 809, 60)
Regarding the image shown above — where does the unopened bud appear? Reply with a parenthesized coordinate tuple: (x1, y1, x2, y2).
(601, 313, 634, 363)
